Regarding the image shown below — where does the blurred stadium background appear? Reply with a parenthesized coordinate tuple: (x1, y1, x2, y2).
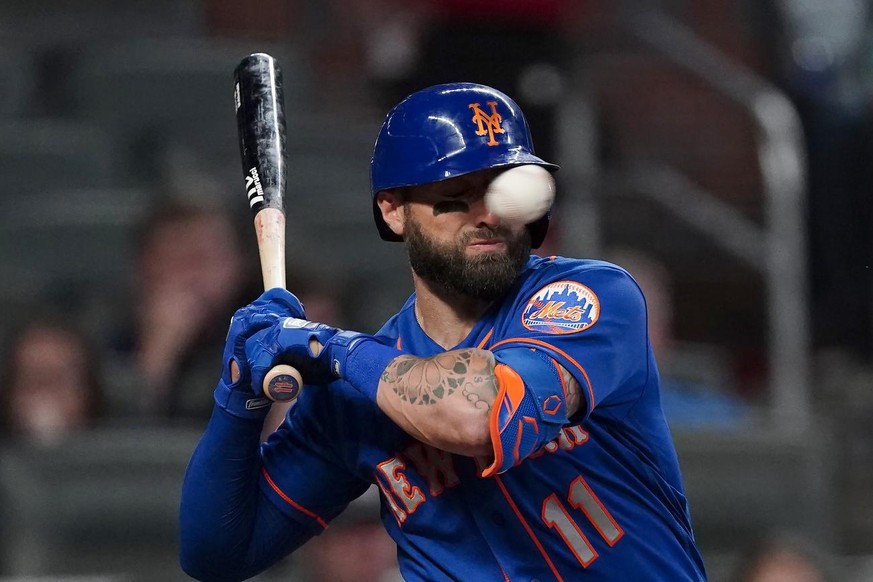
(0, 0, 872, 580)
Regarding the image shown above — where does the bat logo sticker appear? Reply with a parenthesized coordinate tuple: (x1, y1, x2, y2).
(245, 167, 265, 207)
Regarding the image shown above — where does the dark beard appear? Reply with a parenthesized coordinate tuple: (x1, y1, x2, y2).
(405, 215, 531, 302)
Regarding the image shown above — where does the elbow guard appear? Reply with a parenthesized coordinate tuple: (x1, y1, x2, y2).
(482, 348, 569, 477)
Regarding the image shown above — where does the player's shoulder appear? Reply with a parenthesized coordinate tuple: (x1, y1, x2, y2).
(520, 255, 640, 292)
(509, 255, 647, 328)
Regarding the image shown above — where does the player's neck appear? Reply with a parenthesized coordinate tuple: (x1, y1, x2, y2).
(412, 274, 491, 350)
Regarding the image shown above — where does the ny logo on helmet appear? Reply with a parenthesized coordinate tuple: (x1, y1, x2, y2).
(468, 101, 505, 146)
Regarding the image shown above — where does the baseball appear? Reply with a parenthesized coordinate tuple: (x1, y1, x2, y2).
(485, 165, 555, 225)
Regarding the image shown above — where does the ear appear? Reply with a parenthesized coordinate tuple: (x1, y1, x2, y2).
(376, 189, 406, 238)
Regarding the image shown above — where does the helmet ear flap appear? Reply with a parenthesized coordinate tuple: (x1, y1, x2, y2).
(528, 214, 550, 249)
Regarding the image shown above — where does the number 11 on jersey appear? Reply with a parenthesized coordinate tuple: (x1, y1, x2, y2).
(542, 476, 624, 567)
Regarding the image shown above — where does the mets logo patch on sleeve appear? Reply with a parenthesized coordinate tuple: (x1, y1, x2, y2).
(522, 280, 600, 334)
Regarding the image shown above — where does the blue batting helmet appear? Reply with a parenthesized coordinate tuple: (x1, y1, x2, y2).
(370, 82, 558, 248)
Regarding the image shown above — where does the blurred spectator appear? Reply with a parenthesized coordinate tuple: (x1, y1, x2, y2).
(204, 0, 301, 41)
(731, 531, 833, 582)
(609, 248, 751, 429)
(0, 317, 104, 443)
(337, 0, 584, 161)
(105, 198, 260, 424)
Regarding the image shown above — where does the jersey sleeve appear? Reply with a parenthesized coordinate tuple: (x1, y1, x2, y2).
(258, 382, 374, 532)
(491, 262, 651, 419)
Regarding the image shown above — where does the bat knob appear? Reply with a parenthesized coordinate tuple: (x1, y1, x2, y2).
(263, 365, 303, 402)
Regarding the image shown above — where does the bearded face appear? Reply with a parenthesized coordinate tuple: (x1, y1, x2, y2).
(404, 209, 531, 302)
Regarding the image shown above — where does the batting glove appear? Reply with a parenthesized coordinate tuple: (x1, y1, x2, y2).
(214, 289, 305, 419)
(245, 319, 399, 402)
(245, 318, 343, 387)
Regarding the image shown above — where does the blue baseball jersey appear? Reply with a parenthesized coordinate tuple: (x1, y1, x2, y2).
(258, 255, 706, 581)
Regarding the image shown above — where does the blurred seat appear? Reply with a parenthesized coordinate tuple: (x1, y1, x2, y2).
(0, 426, 202, 581)
(138, 109, 399, 294)
(274, 113, 411, 298)
(0, 46, 35, 118)
(674, 425, 836, 558)
(0, 185, 148, 322)
(0, 119, 120, 192)
(0, 0, 201, 47)
(66, 37, 308, 133)
(62, 37, 309, 187)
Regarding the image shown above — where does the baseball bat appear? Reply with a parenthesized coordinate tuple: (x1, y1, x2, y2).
(234, 52, 303, 403)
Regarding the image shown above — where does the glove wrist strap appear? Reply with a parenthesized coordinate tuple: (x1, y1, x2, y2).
(339, 337, 403, 402)
(214, 379, 273, 420)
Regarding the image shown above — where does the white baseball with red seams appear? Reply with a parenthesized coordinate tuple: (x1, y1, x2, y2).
(485, 165, 555, 225)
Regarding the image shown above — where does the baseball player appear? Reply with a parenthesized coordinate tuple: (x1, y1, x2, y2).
(180, 83, 707, 581)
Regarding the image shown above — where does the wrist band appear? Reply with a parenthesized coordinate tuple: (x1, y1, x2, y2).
(341, 338, 404, 402)
(214, 379, 273, 420)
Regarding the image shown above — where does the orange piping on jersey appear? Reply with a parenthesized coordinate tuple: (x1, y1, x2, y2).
(490, 337, 595, 415)
(476, 328, 494, 349)
(396, 336, 402, 350)
(495, 474, 565, 582)
(482, 363, 526, 477)
(498, 563, 511, 581)
(261, 467, 328, 529)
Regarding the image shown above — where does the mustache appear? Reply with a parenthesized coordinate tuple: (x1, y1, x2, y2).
(461, 226, 513, 244)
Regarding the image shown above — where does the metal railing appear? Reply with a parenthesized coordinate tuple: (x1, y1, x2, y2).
(560, 6, 811, 429)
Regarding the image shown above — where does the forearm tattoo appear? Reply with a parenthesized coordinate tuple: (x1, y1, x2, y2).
(381, 349, 497, 414)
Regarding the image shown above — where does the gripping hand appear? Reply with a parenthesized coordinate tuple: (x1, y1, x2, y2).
(245, 319, 374, 391)
(214, 289, 305, 419)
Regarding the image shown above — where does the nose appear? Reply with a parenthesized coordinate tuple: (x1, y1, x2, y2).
(470, 193, 501, 228)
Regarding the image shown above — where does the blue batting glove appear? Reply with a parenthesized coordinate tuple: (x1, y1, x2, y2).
(245, 319, 373, 391)
(214, 289, 306, 419)
(246, 318, 339, 389)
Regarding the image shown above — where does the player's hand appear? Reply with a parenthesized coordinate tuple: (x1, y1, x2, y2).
(214, 289, 305, 419)
(245, 319, 369, 389)
(221, 289, 306, 386)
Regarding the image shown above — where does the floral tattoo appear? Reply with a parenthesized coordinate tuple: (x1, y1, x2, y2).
(380, 349, 497, 414)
